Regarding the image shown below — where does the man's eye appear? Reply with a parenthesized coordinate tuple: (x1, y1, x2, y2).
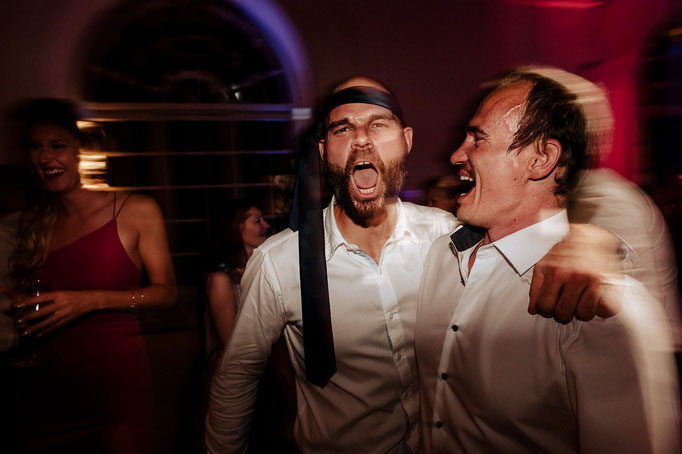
(333, 127, 349, 135)
(370, 122, 386, 128)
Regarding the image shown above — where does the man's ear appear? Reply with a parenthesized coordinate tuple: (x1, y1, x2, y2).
(318, 139, 325, 160)
(529, 139, 562, 180)
(403, 127, 414, 155)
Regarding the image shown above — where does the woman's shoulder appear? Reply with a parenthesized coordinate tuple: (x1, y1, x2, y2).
(114, 192, 165, 230)
(207, 268, 240, 290)
(117, 192, 162, 215)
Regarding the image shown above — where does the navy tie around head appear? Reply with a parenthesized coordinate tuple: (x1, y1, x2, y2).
(289, 135, 336, 387)
(450, 224, 486, 251)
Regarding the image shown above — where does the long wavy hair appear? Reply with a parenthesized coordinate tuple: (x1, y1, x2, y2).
(9, 98, 83, 290)
(209, 199, 258, 273)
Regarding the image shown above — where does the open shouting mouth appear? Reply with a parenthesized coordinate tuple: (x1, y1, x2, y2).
(352, 161, 379, 197)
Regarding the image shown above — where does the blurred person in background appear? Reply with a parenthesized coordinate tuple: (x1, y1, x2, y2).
(423, 175, 461, 214)
(0, 165, 38, 354)
(570, 170, 682, 354)
(566, 86, 682, 351)
(2, 98, 177, 453)
(206, 200, 270, 349)
(204, 199, 296, 453)
(0, 216, 18, 352)
(522, 65, 682, 355)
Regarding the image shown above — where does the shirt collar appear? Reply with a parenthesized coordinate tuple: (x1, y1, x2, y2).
(323, 196, 412, 261)
(391, 198, 417, 243)
(491, 210, 570, 276)
(324, 196, 345, 261)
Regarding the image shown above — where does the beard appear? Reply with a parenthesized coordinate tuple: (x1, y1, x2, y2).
(324, 150, 407, 227)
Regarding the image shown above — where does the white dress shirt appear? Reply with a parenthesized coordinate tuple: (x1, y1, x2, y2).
(416, 210, 680, 453)
(206, 197, 456, 454)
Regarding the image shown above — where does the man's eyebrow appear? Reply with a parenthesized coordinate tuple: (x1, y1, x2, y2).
(368, 113, 398, 123)
(326, 118, 351, 133)
(326, 113, 398, 133)
(466, 125, 488, 137)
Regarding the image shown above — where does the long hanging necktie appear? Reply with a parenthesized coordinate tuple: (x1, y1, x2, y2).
(289, 134, 336, 387)
(287, 86, 406, 387)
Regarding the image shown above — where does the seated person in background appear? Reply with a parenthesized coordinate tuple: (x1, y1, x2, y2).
(416, 66, 681, 453)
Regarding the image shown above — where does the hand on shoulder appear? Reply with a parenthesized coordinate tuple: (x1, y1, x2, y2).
(529, 224, 624, 323)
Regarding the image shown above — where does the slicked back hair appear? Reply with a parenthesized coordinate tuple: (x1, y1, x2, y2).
(498, 70, 593, 197)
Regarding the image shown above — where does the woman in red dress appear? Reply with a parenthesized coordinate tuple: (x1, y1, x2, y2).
(6, 98, 177, 453)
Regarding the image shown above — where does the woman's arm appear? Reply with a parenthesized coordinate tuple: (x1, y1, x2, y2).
(207, 271, 239, 344)
(14, 194, 178, 335)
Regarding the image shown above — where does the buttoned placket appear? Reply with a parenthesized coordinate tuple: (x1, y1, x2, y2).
(346, 235, 418, 440)
(432, 244, 496, 441)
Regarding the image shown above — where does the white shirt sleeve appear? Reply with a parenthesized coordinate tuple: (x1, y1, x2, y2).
(205, 248, 288, 453)
(563, 278, 681, 453)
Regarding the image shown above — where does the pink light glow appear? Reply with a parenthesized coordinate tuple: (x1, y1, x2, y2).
(504, 0, 606, 9)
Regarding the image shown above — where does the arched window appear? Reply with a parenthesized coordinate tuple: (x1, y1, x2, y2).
(76, 0, 311, 286)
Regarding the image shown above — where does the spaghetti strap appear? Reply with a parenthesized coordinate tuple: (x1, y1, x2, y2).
(114, 193, 132, 219)
(112, 192, 118, 218)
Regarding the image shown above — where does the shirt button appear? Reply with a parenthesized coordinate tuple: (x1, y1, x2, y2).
(389, 314, 394, 320)
(451, 324, 459, 332)
(402, 391, 409, 399)
(441, 373, 448, 380)
(396, 353, 402, 360)
(435, 421, 443, 428)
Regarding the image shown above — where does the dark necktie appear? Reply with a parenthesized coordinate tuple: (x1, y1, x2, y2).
(289, 135, 336, 387)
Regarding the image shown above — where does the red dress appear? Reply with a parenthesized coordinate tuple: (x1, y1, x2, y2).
(20, 214, 155, 453)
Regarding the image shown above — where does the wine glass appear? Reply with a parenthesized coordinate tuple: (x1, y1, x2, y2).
(9, 279, 52, 367)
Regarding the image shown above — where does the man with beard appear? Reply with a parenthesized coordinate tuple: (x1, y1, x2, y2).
(205, 76, 619, 453)
(206, 76, 453, 454)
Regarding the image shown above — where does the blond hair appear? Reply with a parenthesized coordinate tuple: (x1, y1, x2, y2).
(10, 195, 58, 290)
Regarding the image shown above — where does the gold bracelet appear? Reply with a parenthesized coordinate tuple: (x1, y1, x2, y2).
(130, 290, 138, 313)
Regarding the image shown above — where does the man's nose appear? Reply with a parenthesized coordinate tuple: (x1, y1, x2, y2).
(450, 143, 468, 165)
(351, 125, 373, 148)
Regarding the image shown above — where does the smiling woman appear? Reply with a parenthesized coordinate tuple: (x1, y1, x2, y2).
(28, 123, 82, 194)
(4, 98, 177, 453)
